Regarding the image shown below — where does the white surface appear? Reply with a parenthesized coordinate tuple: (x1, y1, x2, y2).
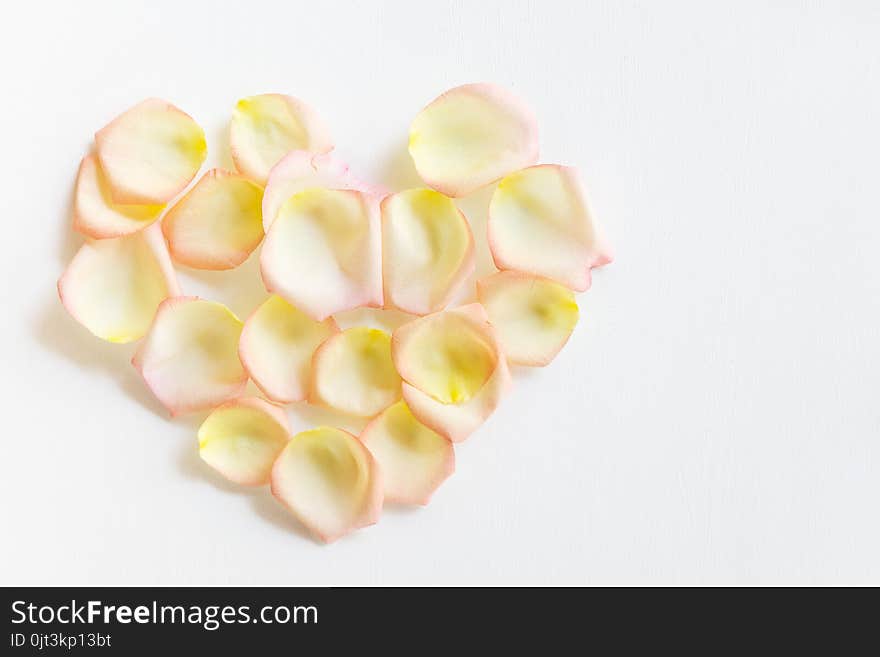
(2, 0, 878, 586)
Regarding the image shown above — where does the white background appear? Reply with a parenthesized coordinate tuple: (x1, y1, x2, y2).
(1, 0, 878, 585)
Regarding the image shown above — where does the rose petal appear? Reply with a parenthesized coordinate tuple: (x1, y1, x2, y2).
(408, 83, 539, 197)
(230, 94, 333, 186)
(391, 304, 499, 405)
(198, 397, 290, 486)
(239, 295, 339, 404)
(402, 355, 511, 443)
(477, 271, 579, 366)
(132, 297, 247, 416)
(95, 98, 206, 205)
(488, 165, 613, 292)
(57, 223, 179, 343)
(359, 400, 454, 505)
(271, 426, 382, 543)
(72, 154, 164, 239)
(312, 327, 401, 417)
(381, 188, 475, 315)
(162, 168, 264, 270)
(260, 188, 382, 320)
(261, 150, 377, 232)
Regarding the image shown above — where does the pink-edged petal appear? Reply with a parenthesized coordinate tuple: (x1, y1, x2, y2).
(72, 154, 164, 238)
(311, 327, 401, 418)
(381, 188, 475, 315)
(477, 271, 579, 366)
(230, 94, 333, 186)
(57, 223, 179, 343)
(162, 168, 264, 270)
(408, 83, 538, 197)
(95, 98, 207, 205)
(271, 426, 382, 543)
(198, 397, 290, 486)
(239, 295, 339, 404)
(132, 297, 247, 416)
(260, 188, 382, 320)
(391, 304, 499, 405)
(261, 150, 383, 232)
(402, 355, 511, 443)
(488, 165, 613, 292)
(359, 400, 454, 505)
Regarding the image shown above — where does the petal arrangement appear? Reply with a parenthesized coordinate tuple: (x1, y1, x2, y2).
(58, 84, 612, 543)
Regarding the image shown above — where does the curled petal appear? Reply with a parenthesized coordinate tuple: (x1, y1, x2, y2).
(488, 165, 613, 292)
(162, 169, 264, 270)
(391, 304, 499, 405)
(403, 355, 511, 443)
(239, 295, 339, 404)
(262, 150, 384, 232)
(95, 98, 207, 205)
(271, 426, 382, 543)
(198, 397, 290, 486)
(230, 94, 333, 185)
(57, 223, 179, 343)
(381, 188, 475, 315)
(477, 271, 579, 366)
(132, 297, 247, 415)
(72, 154, 163, 238)
(312, 327, 401, 417)
(408, 83, 538, 197)
(260, 188, 382, 320)
(360, 401, 454, 505)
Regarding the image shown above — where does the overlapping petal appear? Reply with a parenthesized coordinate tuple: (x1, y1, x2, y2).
(198, 397, 290, 486)
(392, 304, 510, 441)
(230, 94, 333, 185)
(488, 165, 613, 292)
(72, 154, 164, 238)
(95, 98, 206, 205)
(381, 188, 474, 315)
(162, 168, 264, 270)
(239, 295, 339, 404)
(391, 304, 499, 405)
(271, 427, 382, 543)
(401, 356, 510, 443)
(132, 297, 247, 415)
(311, 327, 401, 417)
(360, 401, 454, 505)
(260, 188, 383, 320)
(408, 83, 538, 197)
(261, 150, 386, 232)
(477, 271, 579, 366)
(57, 223, 179, 343)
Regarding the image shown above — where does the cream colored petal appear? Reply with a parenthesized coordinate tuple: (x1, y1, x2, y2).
(381, 188, 475, 315)
(391, 304, 499, 405)
(262, 150, 361, 232)
(488, 165, 613, 292)
(402, 355, 511, 443)
(477, 271, 579, 366)
(239, 295, 339, 404)
(72, 154, 164, 238)
(271, 426, 382, 543)
(230, 94, 333, 186)
(95, 98, 207, 205)
(162, 169, 264, 270)
(312, 327, 401, 417)
(360, 401, 454, 505)
(57, 223, 179, 343)
(132, 297, 247, 416)
(408, 83, 538, 197)
(198, 397, 290, 486)
(260, 188, 383, 320)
